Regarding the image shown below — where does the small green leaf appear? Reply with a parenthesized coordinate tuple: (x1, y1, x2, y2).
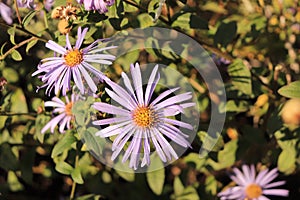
(228, 59, 252, 95)
(11, 50, 22, 61)
(173, 176, 184, 196)
(278, 148, 296, 174)
(7, 26, 16, 45)
(8, 171, 24, 191)
(115, 168, 135, 182)
(55, 161, 74, 175)
(51, 132, 77, 158)
(101, 171, 112, 183)
(0, 143, 18, 171)
(71, 167, 84, 184)
(190, 15, 209, 29)
(26, 39, 38, 53)
(80, 127, 106, 159)
(278, 81, 300, 98)
(183, 153, 206, 170)
(146, 154, 165, 195)
(22, 11, 37, 27)
(210, 140, 238, 170)
(214, 21, 237, 47)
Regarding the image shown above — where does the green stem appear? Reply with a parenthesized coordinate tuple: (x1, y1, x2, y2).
(0, 22, 48, 43)
(70, 150, 79, 200)
(0, 37, 38, 60)
(14, 0, 23, 26)
(0, 111, 37, 116)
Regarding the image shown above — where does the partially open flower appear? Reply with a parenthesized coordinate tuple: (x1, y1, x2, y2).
(51, 4, 78, 21)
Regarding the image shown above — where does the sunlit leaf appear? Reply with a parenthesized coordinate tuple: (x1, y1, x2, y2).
(146, 154, 165, 195)
(278, 81, 300, 98)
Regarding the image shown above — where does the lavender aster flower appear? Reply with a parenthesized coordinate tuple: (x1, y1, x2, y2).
(41, 93, 80, 134)
(77, 0, 115, 14)
(218, 165, 289, 200)
(0, 1, 13, 24)
(44, 0, 54, 11)
(32, 26, 116, 96)
(17, 0, 35, 9)
(92, 63, 195, 169)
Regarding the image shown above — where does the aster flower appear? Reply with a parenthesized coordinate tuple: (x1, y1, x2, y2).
(0, 1, 13, 24)
(44, 0, 54, 11)
(92, 63, 195, 169)
(77, 0, 115, 14)
(218, 165, 289, 200)
(41, 93, 81, 134)
(32, 26, 116, 96)
(17, 0, 35, 9)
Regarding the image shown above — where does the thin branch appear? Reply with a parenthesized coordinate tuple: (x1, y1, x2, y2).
(70, 151, 79, 200)
(0, 37, 37, 60)
(14, 0, 23, 26)
(0, 112, 37, 116)
(0, 22, 48, 43)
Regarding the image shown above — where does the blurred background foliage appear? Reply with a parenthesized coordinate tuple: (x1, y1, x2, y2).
(0, 0, 300, 199)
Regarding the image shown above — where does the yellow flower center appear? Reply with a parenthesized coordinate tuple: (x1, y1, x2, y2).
(64, 49, 83, 67)
(245, 184, 262, 199)
(132, 106, 154, 128)
(65, 102, 73, 116)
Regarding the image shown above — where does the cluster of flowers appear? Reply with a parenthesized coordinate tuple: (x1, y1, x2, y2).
(33, 26, 290, 197)
(0, 0, 115, 25)
(33, 26, 195, 170)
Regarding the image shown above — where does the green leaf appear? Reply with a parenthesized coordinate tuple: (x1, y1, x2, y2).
(146, 154, 165, 195)
(26, 39, 38, 53)
(277, 139, 297, 174)
(214, 21, 237, 47)
(208, 140, 238, 170)
(172, 13, 191, 31)
(51, 132, 77, 158)
(76, 194, 102, 200)
(205, 175, 217, 195)
(11, 50, 22, 61)
(22, 11, 37, 27)
(223, 100, 250, 113)
(0, 143, 18, 171)
(55, 161, 74, 175)
(137, 13, 154, 28)
(101, 171, 112, 183)
(80, 127, 106, 159)
(198, 131, 224, 152)
(190, 15, 209, 30)
(183, 153, 206, 170)
(2, 67, 18, 83)
(278, 149, 296, 174)
(201, 2, 228, 14)
(7, 26, 16, 45)
(115, 168, 135, 182)
(71, 167, 84, 184)
(228, 59, 252, 95)
(8, 171, 24, 191)
(278, 81, 300, 98)
(20, 147, 35, 184)
(173, 176, 184, 196)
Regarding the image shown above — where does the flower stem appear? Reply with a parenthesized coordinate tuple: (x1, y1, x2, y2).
(69, 149, 79, 200)
(14, 0, 23, 26)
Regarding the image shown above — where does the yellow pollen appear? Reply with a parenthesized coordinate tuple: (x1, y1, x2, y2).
(64, 49, 83, 67)
(245, 184, 262, 199)
(65, 102, 73, 116)
(133, 106, 153, 127)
